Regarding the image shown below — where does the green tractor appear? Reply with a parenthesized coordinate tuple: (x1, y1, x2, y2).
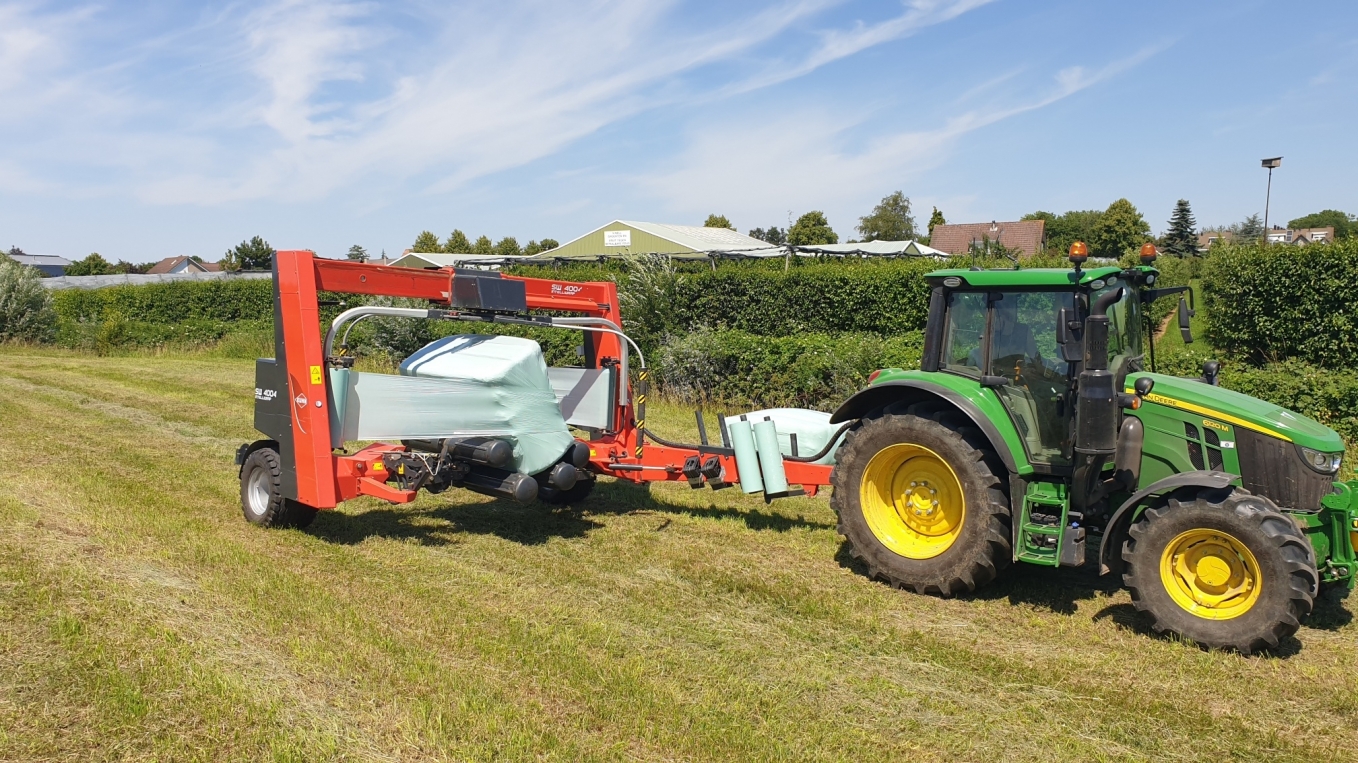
(828, 244, 1357, 653)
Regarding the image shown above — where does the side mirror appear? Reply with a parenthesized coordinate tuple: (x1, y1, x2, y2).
(1199, 360, 1220, 386)
(1178, 296, 1194, 344)
(1134, 377, 1154, 397)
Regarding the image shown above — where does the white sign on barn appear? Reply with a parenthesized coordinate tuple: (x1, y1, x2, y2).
(603, 230, 631, 247)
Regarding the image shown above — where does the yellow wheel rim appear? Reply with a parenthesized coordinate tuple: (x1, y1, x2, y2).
(859, 444, 965, 559)
(1159, 528, 1262, 620)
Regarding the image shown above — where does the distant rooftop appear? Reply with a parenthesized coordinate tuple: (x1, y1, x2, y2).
(7, 253, 72, 267)
(928, 220, 1046, 257)
(613, 220, 771, 252)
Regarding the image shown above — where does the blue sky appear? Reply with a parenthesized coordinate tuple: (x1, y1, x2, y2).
(1, 0, 1354, 262)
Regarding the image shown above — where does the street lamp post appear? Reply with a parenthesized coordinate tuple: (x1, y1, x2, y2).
(1261, 156, 1282, 240)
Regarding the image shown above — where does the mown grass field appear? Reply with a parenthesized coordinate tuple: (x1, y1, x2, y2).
(1, 348, 1356, 762)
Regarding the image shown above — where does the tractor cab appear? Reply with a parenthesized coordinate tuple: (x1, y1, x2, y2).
(924, 262, 1148, 469)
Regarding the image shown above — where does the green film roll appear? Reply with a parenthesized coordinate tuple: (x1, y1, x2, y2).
(728, 418, 764, 494)
(753, 417, 789, 495)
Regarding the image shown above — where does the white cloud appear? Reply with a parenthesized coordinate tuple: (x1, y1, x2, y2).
(243, 0, 380, 142)
(722, 0, 997, 96)
(636, 44, 1169, 229)
(0, 0, 995, 205)
(0, 6, 49, 92)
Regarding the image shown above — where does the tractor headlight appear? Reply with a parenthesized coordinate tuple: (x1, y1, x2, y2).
(1299, 446, 1342, 475)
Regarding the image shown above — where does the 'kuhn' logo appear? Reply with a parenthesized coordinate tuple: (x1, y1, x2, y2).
(551, 283, 583, 295)
(255, 388, 277, 401)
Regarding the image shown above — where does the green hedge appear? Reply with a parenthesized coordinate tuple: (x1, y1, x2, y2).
(45, 255, 1197, 366)
(53, 279, 276, 323)
(1203, 240, 1358, 368)
(670, 259, 938, 336)
(49, 260, 943, 340)
(1222, 361, 1358, 443)
(515, 258, 940, 337)
(656, 328, 924, 410)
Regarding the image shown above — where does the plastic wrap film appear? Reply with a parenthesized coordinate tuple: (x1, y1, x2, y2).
(727, 419, 764, 494)
(752, 418, 789, 495)
(724, 408, 846, 466)
(331, 335, 575, 475)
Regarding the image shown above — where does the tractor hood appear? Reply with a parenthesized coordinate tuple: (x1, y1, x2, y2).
(1128, 373, 1345, 452)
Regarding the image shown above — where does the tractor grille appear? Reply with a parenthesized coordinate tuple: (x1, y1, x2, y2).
(1235, 429, 1333, 511)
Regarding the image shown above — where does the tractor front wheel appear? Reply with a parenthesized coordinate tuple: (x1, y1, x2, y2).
(239, 447, 319, 529)
(831, 404, 1011, 596)
(1122, 488, 1317, 654)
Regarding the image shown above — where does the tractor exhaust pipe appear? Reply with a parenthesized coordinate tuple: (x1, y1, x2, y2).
(1073, 288, 1125, 510)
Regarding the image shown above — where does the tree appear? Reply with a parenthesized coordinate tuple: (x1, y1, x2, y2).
(1024, 209, 1104, 256)
(0, 257, 57, 342)
(1235, 214, 1264, 243)
(539, 238, 560, 251)
(787, 211, 838, 246)
(4, 246, 25, 262)
(471, 236, 494, 255)
(412, 231, 442, 253)
(857, 191, 917, 242)
(1163, 199, 1198, 257)
(495, 237, 522, 257)
(748, 226, 786, 245)
(226, 236, 275, 271)
(219, 251, 241, 272)
(64, 253, 113, 276)
(927, 207, 945, 236)
(346, 245, 368, 262)
(444, 230, 471, 253)
(704, 214, 734, 230)
(111, 260, 148, 274)
(1089, 199, 1150, 259)
(1288, 209, 1354, 239)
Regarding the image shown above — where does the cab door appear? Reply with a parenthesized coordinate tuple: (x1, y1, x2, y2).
(940, 289, 1074, 466)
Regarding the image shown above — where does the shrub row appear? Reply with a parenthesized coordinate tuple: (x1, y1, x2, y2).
(53, 279, 277, 323)
(55, 254, 1187, 345)
(50, 260, 944, 343)
(655, 328, 924, 411)
(1203, 240, 1358, 368)
(515, 257, 941, 337)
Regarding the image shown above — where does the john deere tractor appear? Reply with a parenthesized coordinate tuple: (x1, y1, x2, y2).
(828, 243, 1357, 653)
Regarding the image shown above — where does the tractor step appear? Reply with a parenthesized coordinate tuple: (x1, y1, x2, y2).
(1016, 481, 1084, 567)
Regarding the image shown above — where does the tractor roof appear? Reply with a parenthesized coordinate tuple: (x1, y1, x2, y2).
(925, 265, 1154, 288)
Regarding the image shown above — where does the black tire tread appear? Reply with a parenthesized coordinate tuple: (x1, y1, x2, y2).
(1122, 489, 1317, 654)
(240, 448, 319, 529)
(831, 409, 1011, 597)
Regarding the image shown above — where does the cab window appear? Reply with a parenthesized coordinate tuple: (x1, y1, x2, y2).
(941, 291, 987, 376)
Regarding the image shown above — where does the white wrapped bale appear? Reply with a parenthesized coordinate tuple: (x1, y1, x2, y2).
(331, 335, 575, 475)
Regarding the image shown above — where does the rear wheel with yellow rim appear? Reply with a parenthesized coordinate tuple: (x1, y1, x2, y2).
(831, 403, 1011, 596)
(1123, 488, 1317, 654)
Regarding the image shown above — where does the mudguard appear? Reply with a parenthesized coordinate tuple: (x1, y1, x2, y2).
(1097, 470, 1241, 575)
(829, 379, 1021, 473)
